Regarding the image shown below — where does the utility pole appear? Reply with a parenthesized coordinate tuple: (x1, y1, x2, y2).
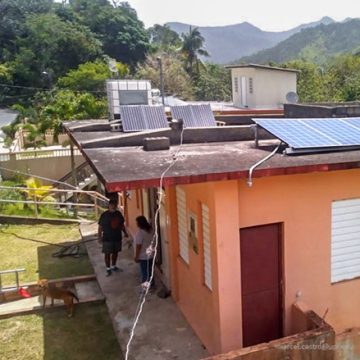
(157, 57, 165, 106)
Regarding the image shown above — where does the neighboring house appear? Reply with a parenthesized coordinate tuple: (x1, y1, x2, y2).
(65, 119, 360, 356)
(226, 64, 298, 109)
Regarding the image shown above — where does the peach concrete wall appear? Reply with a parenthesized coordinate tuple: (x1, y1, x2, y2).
(237, 169, 360, 337)
(169, 182, 223, 354)
(212, 181, 242, 352)
(123, 189, 143, 235)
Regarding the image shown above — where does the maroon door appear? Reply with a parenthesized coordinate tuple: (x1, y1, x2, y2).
(240, 224, 282, 347)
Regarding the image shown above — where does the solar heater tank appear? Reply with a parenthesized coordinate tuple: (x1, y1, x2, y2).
(106, 80, 152, 120)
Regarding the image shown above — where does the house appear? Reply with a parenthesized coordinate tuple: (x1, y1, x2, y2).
(65, 118, 360, 356)
(226, 64, 299, 109)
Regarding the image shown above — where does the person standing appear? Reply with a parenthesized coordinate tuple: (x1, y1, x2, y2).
(134, 216, 155, 288)
(98, 199, 128, 276)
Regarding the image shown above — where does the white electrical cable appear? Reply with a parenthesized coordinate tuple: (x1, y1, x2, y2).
(0, 165, 77, 189)
(0, 165, 108, 203)
(125, 128, 185, 360)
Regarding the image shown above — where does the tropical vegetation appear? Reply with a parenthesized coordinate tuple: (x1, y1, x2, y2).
(1, 1, 360, 147)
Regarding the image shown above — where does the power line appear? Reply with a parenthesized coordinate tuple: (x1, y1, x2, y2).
(0, 165, 109, 204)
(125, 127, 185, 360)
(0, 83, 107, 94)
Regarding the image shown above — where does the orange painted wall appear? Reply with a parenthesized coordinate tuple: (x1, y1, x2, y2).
(170, 169, 360, 355)
(124, 169, 360, 355)
(237, 169, 360, 336)
(169, 182, 223, 354)
(123, 190, 143, 236)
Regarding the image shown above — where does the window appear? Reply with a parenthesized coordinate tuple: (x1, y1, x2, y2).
(234, 77, 239, 93)
(332, 199, 360, 283)
(202, 204, 212, 290)
(176, 187, 189, 264)
(249, 77, 254, 94)
(188, 212, 198, 254)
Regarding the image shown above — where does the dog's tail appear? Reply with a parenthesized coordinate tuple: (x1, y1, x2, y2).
(68, 291, 79, 302)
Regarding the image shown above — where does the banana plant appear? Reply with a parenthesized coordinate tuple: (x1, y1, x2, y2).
(22, 178, 55, 216)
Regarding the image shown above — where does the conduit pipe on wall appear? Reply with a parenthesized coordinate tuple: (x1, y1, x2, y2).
(247, 143, 282, 187)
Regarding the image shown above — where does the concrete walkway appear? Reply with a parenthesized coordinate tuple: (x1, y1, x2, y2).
(81, 223, 209, 360)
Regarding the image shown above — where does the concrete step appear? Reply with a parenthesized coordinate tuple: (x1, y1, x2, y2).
(0, 280, 104, 318)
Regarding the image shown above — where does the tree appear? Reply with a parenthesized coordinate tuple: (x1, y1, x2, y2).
(41, 90, 107, 121)
(69, 0, 150, 67)
(282, 60, 326, 102)
(181, 27, 209, 77)
(324, 55, 360, 101)
(193, 63, 231, 101)
(0, 0, 53, 62)
(57, 60, 129, 92)
(136, 51, 194, 100)
(11, 13, 102, 88)
(148, 24, 182, 50)
(57, 61, 111, 92)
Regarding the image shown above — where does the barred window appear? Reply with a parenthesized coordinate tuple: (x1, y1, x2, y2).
(234, 77, 239, 93)
(249, 77, 254, 94)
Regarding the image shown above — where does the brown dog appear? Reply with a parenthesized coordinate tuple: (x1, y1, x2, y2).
(38, 279, 79, 317)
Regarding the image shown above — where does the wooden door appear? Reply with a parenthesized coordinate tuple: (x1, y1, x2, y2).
(240, 223, 282, 347)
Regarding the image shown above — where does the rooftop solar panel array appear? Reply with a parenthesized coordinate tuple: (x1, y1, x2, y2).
(120, 105, 168, 132)
(170, 104, 216, 128)
(254, 118, 360, 154)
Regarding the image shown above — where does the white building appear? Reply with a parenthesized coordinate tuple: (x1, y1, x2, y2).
(226, 64, 299, 109)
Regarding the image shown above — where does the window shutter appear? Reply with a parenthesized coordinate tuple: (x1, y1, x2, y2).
(176, 187, 189, 264)
(202, 204, 212, 290)
(332, 199, 360, 283)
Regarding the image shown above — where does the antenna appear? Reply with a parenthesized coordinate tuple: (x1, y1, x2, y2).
(286, 91, 299, 104)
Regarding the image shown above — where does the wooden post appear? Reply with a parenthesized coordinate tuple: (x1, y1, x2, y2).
(70, 142, 78, 217)
(15, 271, 19, 289)
(33, 194, 38, 218)
(94, 197, 98, 219)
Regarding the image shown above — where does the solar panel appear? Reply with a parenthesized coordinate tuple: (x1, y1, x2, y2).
(170, 106, 195, 127)
(191, 104, 217, 127)
(142, 105, 169, 130)
(254, 117, 360, 154)
(121, 105, 168, 132)
(170, 104, 216, 128)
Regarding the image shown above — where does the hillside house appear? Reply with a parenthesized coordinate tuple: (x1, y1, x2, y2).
(65, 118, 360, 357)
(226, 64, 298, 109)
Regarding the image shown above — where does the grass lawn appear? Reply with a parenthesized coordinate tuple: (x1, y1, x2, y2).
(0, 303, 123, 360)
(0, 224, 93, 286)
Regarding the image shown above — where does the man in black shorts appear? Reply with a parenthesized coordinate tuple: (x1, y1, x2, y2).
(98, 199, 128, 276)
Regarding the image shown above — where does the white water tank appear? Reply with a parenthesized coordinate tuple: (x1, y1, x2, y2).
(106, 79, 152, 120)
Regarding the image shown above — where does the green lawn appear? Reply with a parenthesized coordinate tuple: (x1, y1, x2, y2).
(0, 224, 93, 286)
(0, 303, 123, 360)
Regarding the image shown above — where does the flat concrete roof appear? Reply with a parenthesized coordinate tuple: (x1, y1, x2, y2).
(225, 63, 300, 73)
(65, 120, 360, 191)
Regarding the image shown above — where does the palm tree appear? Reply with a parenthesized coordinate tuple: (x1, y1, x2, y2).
(181, 26, 209, 77)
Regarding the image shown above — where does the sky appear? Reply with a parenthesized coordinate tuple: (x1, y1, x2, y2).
(125, 0, 360, 31)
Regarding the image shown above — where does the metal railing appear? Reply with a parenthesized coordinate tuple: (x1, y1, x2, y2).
(0, 268, 25, 291)
(0, 186, 108, 220)
(0, 147, 82, 162)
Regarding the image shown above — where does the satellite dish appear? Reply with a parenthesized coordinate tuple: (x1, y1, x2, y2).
(286, 91, 299, 104)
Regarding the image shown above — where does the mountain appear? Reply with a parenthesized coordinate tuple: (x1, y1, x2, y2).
(167, 17, 335, 64)
(238, 19, 360, 65)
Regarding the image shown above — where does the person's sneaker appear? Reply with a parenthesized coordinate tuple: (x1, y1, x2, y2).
(111, 266, 122, 272)
(106, 269, 112, 277)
